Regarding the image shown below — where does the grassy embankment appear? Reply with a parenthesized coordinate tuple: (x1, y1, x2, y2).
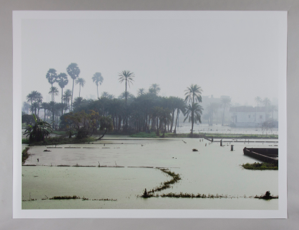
(242, 162, 278, 170)
(22, 136, 96, 146)
(22, 130, 278, 145)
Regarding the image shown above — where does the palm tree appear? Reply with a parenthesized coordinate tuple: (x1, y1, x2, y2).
(67, 63, 80, 111)
(46, 69, 58, 101)
(173, 98, 186, 134)
(184, 84, 203, 134)
(63, 89, 72, 111)
(41, 102, 49, 121)
(24, 114, 52, 143)
(92, 72, 104, 98)
(137, 88, 145, 96)
(26, 91, 43, 114)
(75, 78, 86, 97)
(118, 70, 134, 106)
(57, 73, 68, 103)
(184, 103, 203, 134)
(185, 84, 202, 104)
(149, 84, 160, 95)
(49, 87, 59, 102)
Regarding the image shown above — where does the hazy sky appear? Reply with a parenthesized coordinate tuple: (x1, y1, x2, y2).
(21, 11, 286, 105)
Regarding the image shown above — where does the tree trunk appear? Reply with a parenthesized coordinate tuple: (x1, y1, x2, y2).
(174, 109, 179, 133)
(97, 129, 107, 140)
(170, 109, 175, 132)
(71, 80, 74, 111)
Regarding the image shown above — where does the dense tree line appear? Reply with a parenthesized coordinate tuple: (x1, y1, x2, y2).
(23, 62, 204, 136)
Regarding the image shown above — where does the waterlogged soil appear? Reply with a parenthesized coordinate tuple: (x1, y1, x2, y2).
(22, 137, 278, 209)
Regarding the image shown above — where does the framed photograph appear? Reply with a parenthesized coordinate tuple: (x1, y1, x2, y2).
(13, 10, 287, 219)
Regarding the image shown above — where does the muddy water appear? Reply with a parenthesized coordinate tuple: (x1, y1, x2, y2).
(22, 138, 278, 209)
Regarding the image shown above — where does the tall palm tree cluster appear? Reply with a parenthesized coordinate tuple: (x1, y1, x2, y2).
(60, 83, 203, 135)
(23, 65, 204, 134)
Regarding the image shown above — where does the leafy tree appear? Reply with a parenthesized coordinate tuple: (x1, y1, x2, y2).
(118, 70, 134, 106)
(92, 72, 104, 98)
(67, 63, 80, 111)
(64, 110, 113, 139)
(118, 91, 135, 102)
(75, 78, 86, 97)
(23, 115, 52, 143)
(184, 103, 203, 134)
(101, 92, 114, 99)
(46, 69, 58, 101)
(57, 73, 68, 103)
(73, 97, 84, 110)
(22, 114, 36, 125)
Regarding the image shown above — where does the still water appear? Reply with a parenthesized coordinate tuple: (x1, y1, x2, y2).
(22, 138, 278, 209)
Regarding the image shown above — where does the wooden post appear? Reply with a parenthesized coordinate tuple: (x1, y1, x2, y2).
(220, 139, 222, 146)
(231, 145, 234, 151)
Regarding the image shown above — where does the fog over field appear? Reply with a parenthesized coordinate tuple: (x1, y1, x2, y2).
(21, 12, 282, 106)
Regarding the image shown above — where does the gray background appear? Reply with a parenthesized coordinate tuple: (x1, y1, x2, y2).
(0, 0, 298, 229)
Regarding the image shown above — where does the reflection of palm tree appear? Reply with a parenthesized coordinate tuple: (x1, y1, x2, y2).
(67, 63, 80, 111)
(75, 78, 86, 97)
(46, 69, 58, 101)
(57, 73, 68, 103)
(184, 103, 203, 134)
(118, 71, 134, 106)
(92, 73, 104, 98)
(49, 87, 59, 102)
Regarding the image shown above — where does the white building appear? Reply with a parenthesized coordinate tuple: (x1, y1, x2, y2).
(230, 106, 278, 128)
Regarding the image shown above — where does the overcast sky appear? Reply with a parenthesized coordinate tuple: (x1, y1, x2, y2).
(20, 11, 286, 106)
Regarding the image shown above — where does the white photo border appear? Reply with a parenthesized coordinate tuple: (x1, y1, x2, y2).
(13, 10, 287, 219)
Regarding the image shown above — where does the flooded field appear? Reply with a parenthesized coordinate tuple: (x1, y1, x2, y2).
(176, 123, 278, 135)
(22, 137, 278, 209)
